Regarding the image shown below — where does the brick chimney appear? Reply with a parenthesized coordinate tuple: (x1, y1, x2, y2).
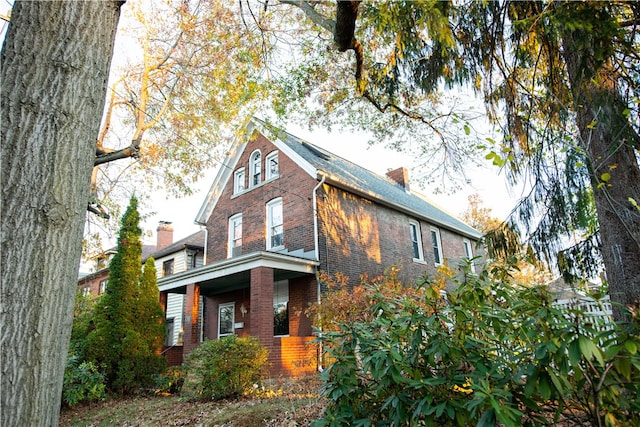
(386, 167, 410, 192)
(156, 221, 174, 250)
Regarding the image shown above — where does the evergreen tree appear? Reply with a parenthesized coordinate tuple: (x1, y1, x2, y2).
(85, 197, 165, 394)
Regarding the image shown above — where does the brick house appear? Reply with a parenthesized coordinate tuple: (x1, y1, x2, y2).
(157, 118, 483, 377)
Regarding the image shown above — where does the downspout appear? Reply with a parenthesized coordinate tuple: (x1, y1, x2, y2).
(312, 173, 326, 371)
(195, 220, 208, 265)
(312, 173, 326, 265)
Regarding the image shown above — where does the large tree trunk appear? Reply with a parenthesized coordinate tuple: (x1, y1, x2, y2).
(561, 29, 640, 322)
(0, 2, 122, 425)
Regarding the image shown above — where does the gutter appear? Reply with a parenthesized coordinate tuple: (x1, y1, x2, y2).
(194, 220, 208, 265)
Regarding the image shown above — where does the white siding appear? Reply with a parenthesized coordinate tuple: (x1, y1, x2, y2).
(153, 249, 204, 346)
(165, 293, 185, 345)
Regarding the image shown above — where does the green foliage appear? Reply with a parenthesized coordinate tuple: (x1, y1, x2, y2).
(154, 368, 185, 395)
(68, 290, 98, 361)
(85, 197, 166, 394)
(62, 357, 106, 407)
(313, 267, 640, 426)
(183, 336, 268, 400)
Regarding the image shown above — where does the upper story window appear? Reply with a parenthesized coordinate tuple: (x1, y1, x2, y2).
(463, 239, 476, 273)
(228, 213, 243, 258)
(250, 150, 262, 187)
(82, 287, 91, 297)
(266, 198, 284, 250)
(430, 227, 443, 265)
(265, 151, 279, 180)
(409, 220, 424, 261)
(98, 280, 107, 295)
(162, 259, 174, 277)
(233, 168, 245, 194)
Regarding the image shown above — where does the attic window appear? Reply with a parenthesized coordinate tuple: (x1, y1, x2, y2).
(301, 141, 331, 160)
(233, 168, 245, 194)
(265, 151, 279, 180)
(250, 150, 262, 186)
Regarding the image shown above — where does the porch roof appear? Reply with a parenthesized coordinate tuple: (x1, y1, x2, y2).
(158, 251, 318, 294)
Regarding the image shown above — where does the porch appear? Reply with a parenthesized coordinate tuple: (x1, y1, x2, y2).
(158, 251, 320, 377)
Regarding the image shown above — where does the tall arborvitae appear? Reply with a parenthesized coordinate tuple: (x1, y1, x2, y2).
(136, 258, 166, 369)
(85, 197, 165, 394)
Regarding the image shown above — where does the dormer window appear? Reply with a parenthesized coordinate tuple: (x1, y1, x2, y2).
(233, 168, 245, 194)
(265, 151, 279, 180)
(250, 150, 261, 187)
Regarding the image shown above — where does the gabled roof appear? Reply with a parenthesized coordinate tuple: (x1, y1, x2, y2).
(196, 118, 482, 239)
(148, 230, 206, 261)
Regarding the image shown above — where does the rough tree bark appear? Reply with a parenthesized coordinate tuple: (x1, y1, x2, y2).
(561, 30, 640, 321)
(0, 2, 123, 426)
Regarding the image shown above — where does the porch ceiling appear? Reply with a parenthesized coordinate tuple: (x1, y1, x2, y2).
(158, 251, 318, 294)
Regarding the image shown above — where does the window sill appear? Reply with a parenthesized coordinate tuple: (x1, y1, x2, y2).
(231, 175, 280, 199)
(412, 258, 427, 265)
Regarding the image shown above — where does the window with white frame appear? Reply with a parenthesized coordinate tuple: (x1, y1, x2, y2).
(265, 151, 279, 180)
(463, 239, 476, 273)
(409, 220, 424, 261)
(228, 213, 242, 258)
(98, 279, 107, 295)
(273, 280, 289, 336)
(266, 198, 284, 249)
(218, 302, 235, 337)
(82, 286, 90, 297)
(430, 227, 443, 265)
(233, 168, 245, 194)
(250, 150, 262, 186)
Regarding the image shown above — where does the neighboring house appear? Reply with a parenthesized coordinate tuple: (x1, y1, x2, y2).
(150, 223, 206, 366)
(77, 222, 205, 367)
(158, 118, 483, 377)
(78, 245, 155, 297)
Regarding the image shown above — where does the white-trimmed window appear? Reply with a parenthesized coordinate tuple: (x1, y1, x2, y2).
(233, 168, 245, 194)
(228, 213, 242, 258)
(409, 220, 424, 261)
(250, 150, 262, 187)
(463, 239, 476, 273)
(98, 279, 107, 295)
(266, 198, 284, 250)
(218, 302, 235, 337)
(273, 280, 289, 336)
(265, 151, 279, 180)
(430, 227, 443, 265)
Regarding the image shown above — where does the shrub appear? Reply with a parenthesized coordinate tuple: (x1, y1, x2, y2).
(183, 336, 268, 400)
(313, 265, 640, 426)
(154, 369, 185, 395)
(62, 357, 106, 407)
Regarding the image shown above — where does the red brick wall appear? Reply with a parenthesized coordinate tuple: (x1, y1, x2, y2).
(270, 336, 318, 377)
(317, 185, 482, 286)
(162, 346, 183, 367)
(205, 133, 318, 263)
(77, 269, 109, 296)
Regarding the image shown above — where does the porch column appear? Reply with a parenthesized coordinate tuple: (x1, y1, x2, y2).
(183, 283, 200, 354)
(250, 267, 274, 348)
(159, 291, 167, 314)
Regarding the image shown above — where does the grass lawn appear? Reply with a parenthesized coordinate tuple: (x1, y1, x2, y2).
(59, 375, 325, 426)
